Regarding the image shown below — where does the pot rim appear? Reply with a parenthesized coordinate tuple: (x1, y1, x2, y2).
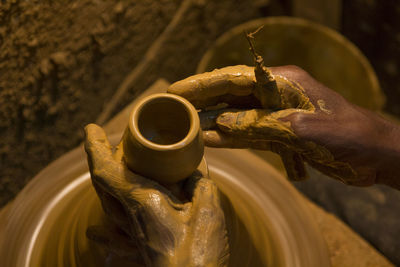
(129, 93, 200, 151)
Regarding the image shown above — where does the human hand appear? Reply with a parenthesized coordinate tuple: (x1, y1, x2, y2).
(168, 64, 400, 188)
(84, 124, 229, 267)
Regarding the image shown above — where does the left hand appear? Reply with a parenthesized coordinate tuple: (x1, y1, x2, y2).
(84, 124, 229, 267)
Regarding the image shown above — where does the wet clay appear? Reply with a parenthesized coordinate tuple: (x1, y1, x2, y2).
(85, 124, 229, 266)
(168, 32, 357, 183)
(169, 65, 348, 181)
(122, 93, 204, 184)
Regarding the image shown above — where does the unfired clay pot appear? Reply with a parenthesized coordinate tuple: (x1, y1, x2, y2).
(122, 93, 204, 184)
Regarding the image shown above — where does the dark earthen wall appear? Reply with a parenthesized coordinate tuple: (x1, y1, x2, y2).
(0, 0, 269, 206)
(1, 0, 400, 211)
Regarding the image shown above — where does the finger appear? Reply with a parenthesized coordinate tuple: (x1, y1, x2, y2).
(272, 143, 308, 181)
(199, 109, 240, 130)
(307, 158, 358, 183)
(84, 125, 154, 198)
(190, 178, 227, 253)
(113, 137, 125, 162)
(216, 109, 301, 145)
(86, 225, 141, 260)
(203, 129, 308, 180)
(92, 183, 130, 234)
(84, 123, 113, 162)
(203, 130, 273, 150)
(203, 130, 238, 147)
(167, 65, 255, 105)
(199, 103, 260, 131)
(84, 124, 127, 195)
(191, 178, 221, 211)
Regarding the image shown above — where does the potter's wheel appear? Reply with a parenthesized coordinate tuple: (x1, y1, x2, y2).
(0, 134, 330, 267)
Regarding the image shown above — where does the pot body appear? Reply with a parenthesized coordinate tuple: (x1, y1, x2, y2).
(122, 93, 204, 184)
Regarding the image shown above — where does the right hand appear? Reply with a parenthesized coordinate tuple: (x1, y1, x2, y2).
(168, 65, 400, 188)
(84, 124, 229, 267)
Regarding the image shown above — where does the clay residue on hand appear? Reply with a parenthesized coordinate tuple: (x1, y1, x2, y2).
(245, 29, 315, 113)
(317, 99, 332, 114)
(85, 124, 229, 266)
(168, 65, 256, 109)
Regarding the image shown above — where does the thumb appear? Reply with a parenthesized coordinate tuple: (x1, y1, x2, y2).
(84, 123, 127, 197)
(84, 123, 114, 167)
(191, 178, 221, 211)
(272, 143, 308, 181)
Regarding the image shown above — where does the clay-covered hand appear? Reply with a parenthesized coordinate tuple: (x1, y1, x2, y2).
(168, 64, 400, 188)
(84, 124, 229, 267)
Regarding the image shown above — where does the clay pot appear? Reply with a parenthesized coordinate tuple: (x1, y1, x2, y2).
(122, 93, 204, 184)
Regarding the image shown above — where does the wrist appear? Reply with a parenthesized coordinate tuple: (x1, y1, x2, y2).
(374, 116, 400, 189)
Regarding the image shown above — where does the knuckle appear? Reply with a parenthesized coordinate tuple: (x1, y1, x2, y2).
(288, 112, 307, 124)
(286, 65, 306, 75)
(282, 65, 310, 81)
(284, 112, 311, 137)
(286, 65, 304, 72)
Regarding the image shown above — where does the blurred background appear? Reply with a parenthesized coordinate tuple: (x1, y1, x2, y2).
(1, 0, 400, 264)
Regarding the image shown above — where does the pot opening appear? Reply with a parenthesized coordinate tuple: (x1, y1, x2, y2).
(137, 97, 191, 145)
